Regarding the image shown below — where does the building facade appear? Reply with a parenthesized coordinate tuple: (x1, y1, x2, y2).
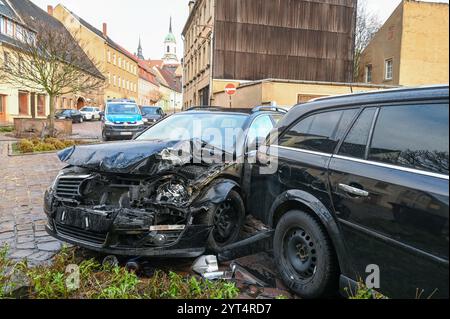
(137, 59, 160, 106)
(182, 0, 357, 108)
(358, 0, 449, 86)
(52, 4, 139, 106)
(0, 0, 103, 124)
(212, 79, 396, 109)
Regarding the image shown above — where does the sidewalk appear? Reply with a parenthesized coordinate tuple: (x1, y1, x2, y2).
(0, 141, 65, 265)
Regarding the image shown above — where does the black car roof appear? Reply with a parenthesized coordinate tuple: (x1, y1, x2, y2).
(278, 85, 449, 130)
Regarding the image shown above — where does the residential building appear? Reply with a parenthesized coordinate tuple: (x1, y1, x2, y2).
(182, 0, 357, 108)
(358, 0, 449, 86)
(212, 79, 396, 109)
(51, 4, 139, 106)
(152, 64, 182, 113)
(0, 0, 104, 124)
(137, 59, 160, 106)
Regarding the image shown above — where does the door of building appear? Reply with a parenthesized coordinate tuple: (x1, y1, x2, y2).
(0, 95, 6, 123)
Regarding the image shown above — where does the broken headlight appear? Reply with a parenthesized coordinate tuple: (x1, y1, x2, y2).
(155, 180, 190, 205)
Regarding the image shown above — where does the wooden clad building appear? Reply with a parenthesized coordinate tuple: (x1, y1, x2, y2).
(182, 0, 357, 108)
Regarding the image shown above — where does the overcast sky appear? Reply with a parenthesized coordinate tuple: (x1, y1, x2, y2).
(30, 0, 449, 60)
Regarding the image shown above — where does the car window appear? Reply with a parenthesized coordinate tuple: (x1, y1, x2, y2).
(271, 114, 284, 124)
(279, 109, 358, 154)
(369, 104, 449, 175)
(339, 108, 377, 159)
(247, 115, 274, 145)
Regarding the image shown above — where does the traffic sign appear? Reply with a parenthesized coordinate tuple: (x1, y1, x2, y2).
(225, 83, 237, 96)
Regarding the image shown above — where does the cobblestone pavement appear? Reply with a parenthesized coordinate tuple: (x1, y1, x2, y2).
(71, 121, 102, 140)
(0, 142, 65, 265)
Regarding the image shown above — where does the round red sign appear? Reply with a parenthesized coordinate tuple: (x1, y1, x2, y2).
(225, 83, 237, 96)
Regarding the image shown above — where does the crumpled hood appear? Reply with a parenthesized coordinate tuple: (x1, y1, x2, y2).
(57, 140, 186, 175)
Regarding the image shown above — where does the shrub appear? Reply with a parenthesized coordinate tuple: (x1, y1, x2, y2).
(17, 139, 35, 153)
(34, 143, 57, 152)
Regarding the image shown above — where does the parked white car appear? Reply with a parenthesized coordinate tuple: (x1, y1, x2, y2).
(80, 107, 102, 121)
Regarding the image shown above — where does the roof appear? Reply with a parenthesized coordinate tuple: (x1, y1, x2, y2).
(65, 6, 138, 63)
(147, 60, 164, 68)
(156, 66, 182, 93)
(5, 0, 103, 79)
(277, 85, 450, 131)
(137, 59, 159, 86)
(0, 0, 19, 19)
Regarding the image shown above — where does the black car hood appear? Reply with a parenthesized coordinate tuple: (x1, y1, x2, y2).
(57, 140, 191, 175)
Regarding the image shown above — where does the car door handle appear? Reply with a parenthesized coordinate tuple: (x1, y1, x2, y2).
(338, 184, 369, 197)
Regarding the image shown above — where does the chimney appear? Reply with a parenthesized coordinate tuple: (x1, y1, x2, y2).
(47, 5, 54, 16)
(188, 1, 195, 13)
(102, 23, 107, 37)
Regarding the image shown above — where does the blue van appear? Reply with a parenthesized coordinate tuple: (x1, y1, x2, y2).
(101, 99, 146, 141)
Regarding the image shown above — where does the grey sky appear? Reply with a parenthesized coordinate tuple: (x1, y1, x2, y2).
(30, 0, 449, 60)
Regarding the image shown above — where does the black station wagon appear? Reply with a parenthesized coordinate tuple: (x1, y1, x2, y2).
(249, 86, 449, 299)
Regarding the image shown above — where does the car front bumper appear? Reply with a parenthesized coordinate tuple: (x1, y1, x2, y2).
(103, 125, 146, 139)
(44, 191, 211, 258)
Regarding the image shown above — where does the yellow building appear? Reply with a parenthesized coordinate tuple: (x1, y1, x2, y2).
(212, 79, 395, 109)
(50, 5, 139, 108)
(358, 0, 449, 86)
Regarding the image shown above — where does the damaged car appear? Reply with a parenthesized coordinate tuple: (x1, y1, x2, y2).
(44, 107, 285, 257)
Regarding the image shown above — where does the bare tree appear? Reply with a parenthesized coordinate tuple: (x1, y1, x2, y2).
(0, 22, 104, 136)
(354, 0, 382, 81)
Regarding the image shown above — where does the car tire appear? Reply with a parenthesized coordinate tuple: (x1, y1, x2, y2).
(102, 131, 109, 142)
(274, 210, 339, 299)
(79, 117, 84, 124)
(198, 190, 245, 253)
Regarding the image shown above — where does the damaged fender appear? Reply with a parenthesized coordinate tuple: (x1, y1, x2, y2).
(195, 179, 241, 205)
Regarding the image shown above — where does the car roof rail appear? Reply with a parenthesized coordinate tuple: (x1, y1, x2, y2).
(251, 106, 288, 114)
(186, 106, 223, 112)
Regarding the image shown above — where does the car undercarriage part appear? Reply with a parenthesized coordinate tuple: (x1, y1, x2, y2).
(192, 255, 220, 275)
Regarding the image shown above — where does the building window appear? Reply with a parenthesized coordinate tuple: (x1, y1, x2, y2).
(385, 59, 393, 80)
(107, 51, 111, 63)
(365, 64, 373, 83)
(113, 54, 116, 65)
(37, 94, 46, 116)
(18, 91, 29, 115)
(0, 17, 4, 34)
(6, 19, 14, 37)
(113, 75, 116, 86)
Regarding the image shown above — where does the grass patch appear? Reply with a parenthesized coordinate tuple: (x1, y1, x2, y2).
(0, 245, 239, 300)
(13, 138, 88, 154)
(345, 281, 385, 300)
(0, 126, 14, 133)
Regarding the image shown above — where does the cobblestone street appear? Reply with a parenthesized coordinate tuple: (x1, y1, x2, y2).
(0, 142, 65, 265)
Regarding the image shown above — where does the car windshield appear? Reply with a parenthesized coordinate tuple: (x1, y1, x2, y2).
(106, 103, 140, 115)
(81, 107, 94, 112)
(142, 107, 160, 115)
(136, 113, 248, 153)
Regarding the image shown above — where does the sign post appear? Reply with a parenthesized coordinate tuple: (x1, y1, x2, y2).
(225, 83, 237, 108)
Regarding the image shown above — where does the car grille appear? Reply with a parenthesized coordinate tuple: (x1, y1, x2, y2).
(55, 223, 107, 246)
(55, 175, 90, 199)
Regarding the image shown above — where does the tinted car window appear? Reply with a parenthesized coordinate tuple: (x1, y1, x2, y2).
(369, 104, 449, 175)
(339, 108, 377, 159)
(279, 109, 358, 154)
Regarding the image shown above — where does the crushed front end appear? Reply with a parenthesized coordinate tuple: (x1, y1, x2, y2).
(44, 141, 237, 258)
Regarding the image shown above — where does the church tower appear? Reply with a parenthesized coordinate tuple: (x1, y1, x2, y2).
(162, 17, 179, 65)
(137, 37, 144, 60)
